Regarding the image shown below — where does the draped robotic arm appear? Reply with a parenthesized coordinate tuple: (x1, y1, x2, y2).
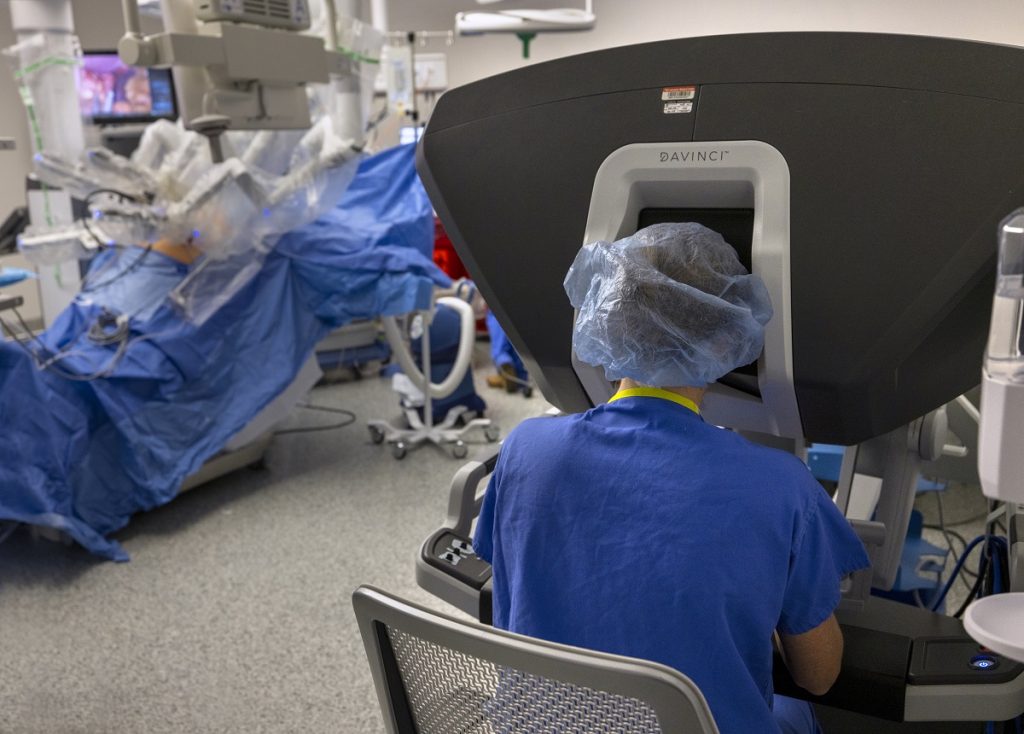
(6, 0, 378, 323)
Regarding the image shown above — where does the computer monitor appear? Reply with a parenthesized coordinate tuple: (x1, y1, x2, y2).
(79, 51, 177, 125)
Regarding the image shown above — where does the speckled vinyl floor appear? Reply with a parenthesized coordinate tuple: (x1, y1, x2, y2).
(0, 352, 997, 733)
(0, 345, 549, 734)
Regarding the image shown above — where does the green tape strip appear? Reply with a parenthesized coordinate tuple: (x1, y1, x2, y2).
(21, 96, 44, 152)
(336, 46, 380, 65)
(11, 52, 80, 227)
(16, 88, 55, 226)
(12, 54, 80, 80)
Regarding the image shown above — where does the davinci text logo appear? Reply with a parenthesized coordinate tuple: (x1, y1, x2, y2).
(659, 150, 730, 163)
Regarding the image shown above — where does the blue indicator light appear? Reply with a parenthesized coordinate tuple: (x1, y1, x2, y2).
(970, 655, 998, 671)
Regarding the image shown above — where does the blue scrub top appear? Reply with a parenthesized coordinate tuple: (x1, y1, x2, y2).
(474, 389, 870, 734)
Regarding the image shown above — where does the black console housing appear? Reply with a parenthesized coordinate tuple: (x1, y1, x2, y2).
(418, 32, 1024, 444)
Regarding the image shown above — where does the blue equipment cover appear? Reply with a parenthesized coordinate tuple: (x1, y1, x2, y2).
(0, 267, 35, 287)
(0, 144, 448, 560)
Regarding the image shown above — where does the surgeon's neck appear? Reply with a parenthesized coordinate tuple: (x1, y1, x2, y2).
(619, 378, 707, 408)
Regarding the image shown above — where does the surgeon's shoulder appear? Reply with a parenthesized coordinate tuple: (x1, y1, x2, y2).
(500, 412, 574, 454)
(719, 429, 824, 499)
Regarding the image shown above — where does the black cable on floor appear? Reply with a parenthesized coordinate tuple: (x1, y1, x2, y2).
(944, 508, 997, 527)
(274, 403, 358, 435)
(934, 492, 975, 589)
(926, 491, 980, 588)
(953, 552, 989, 618)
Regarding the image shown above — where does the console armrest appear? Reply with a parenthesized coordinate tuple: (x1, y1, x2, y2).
(445, 447, 499, 537)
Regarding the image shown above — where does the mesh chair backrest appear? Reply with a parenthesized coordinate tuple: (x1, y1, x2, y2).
(386, 625, 662, 734)
(353, 586, 719, 734)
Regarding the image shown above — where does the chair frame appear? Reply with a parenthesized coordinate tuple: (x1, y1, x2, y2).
(352, 585, 720, 734)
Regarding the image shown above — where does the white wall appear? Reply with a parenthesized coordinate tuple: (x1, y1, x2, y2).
(387, 0, 1024, 90)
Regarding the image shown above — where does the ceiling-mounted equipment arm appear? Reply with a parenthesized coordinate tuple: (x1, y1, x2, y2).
(118, 0, 159, 66)
(116, 0, 358, 131)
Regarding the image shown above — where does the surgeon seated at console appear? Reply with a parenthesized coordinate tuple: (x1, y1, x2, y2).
(472, 223, 870, 734)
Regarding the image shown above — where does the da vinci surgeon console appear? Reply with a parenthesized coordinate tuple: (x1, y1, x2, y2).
(414, 33, 1024, 726)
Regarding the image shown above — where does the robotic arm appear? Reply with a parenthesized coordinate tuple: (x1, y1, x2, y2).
(6, 0, 374, 326)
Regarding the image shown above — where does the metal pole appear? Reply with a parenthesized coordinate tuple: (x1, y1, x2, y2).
(323, 0, 339, 51)
(370, 0, 389, 33)
(408, 31, 419, 125)
(121, 0, 142, 37)
(422, 311, 433, 431)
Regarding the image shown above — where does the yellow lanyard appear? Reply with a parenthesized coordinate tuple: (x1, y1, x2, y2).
(608, 387, 701, 416)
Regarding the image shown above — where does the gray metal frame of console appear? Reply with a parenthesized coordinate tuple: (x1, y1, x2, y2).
(578, 141, 799, 438)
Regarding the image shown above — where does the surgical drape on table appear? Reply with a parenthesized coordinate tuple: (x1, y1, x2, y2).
(0, 144, 448, 560)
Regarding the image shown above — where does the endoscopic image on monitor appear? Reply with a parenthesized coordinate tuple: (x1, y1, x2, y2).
(78, 52, 176, 124)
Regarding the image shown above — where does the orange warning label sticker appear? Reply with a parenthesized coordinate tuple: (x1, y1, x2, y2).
(662, 85, 696, 101)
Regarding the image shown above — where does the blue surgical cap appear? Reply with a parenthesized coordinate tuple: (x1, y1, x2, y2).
(564, 222, 773, 387)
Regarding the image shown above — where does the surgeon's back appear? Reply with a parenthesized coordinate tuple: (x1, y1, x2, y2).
(473, 391, 867, 734)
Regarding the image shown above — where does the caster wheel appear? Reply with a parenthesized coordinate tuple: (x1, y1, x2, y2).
(392, 443, 407, 460)
(523, 386, 534, 398)
(369, 426, 385, 444)
(484, 426, 500, 443)
(452, 441, 468, 459)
